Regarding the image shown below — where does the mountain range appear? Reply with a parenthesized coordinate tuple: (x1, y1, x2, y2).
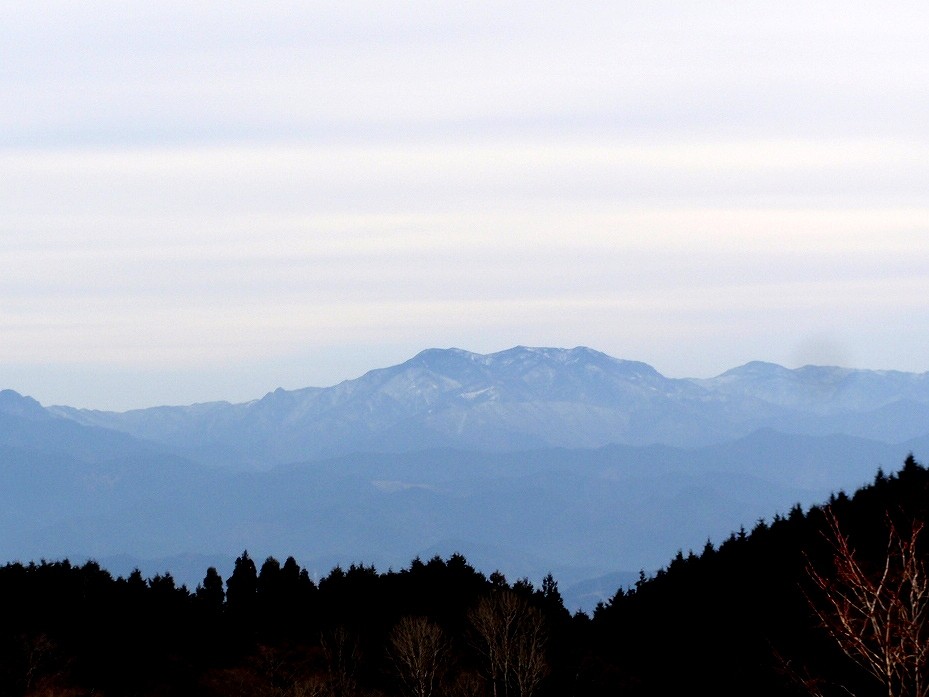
(2, 346, 928, 609)
(42, 346, 929, 469)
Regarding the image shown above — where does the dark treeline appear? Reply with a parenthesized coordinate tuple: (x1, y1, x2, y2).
(1, 456, 927, 696)
(0, 550, 574, 696)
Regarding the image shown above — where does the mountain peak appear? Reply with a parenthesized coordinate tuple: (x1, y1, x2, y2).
(717, 361, 793, 379)
(486, 345, 640, 368)
(0, 389, 50, 420)
(404, 347, 481, 373)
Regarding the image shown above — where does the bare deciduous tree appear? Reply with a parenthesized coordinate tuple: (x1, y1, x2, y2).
(469, 591, 548, 697)
(512, 608, 546, 697)
(806, 508, 929, 697)
(321, 626, 362, 697)
(19, 632, 56, 694)
(389, 616, 449, 697)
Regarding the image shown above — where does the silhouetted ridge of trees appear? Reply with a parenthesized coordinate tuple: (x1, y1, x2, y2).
(0, 456, 927, 696)
(0, 550, 574, 696)
(586, 454, 929, 696)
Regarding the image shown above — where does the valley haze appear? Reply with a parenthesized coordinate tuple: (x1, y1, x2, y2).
(2, 346, 927, 610)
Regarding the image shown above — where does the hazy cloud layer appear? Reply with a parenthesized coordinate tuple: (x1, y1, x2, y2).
(2, 1, 928, 409)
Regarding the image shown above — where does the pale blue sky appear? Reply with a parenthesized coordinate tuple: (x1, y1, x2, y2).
(2, 1, 928, 410)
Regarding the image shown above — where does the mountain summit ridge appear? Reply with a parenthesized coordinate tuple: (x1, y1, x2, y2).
(29, 346, 929, 469)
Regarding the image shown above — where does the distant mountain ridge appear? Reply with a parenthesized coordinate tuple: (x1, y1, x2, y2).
(29, 346, 929, 469)
(3, 349, 929, 609)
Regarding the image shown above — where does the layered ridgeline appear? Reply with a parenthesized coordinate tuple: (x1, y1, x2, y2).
(2, 347, 928, 607)
(46, 346, 929, 468)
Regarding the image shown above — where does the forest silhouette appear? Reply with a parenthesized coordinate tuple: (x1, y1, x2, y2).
(1, 456, 927, 696)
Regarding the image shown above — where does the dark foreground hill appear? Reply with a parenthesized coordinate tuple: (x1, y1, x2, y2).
(588, 454, 929, 696)
(1, 456, 926, 696)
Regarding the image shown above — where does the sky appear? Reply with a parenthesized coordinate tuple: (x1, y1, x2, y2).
(2, 1, 928, 411)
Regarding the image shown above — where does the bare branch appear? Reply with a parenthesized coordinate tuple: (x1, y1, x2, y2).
(389, 616, 449, 697)
(805, 508, 929, 697)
